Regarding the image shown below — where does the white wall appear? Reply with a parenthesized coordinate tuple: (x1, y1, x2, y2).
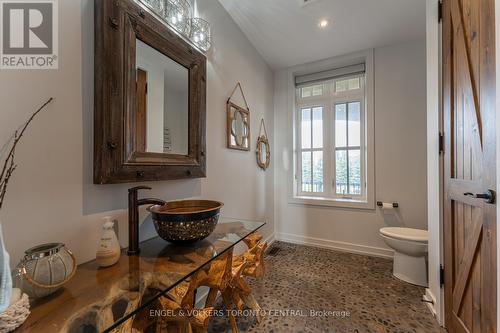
(274, 40, 427, 257)
(0, 0, 274, 267)
(164, 83, 188, 154)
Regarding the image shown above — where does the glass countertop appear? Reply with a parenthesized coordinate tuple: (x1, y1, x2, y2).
(17, 218, 265, 333)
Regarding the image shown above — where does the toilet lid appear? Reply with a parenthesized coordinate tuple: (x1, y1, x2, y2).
(380, 227, 428, 242)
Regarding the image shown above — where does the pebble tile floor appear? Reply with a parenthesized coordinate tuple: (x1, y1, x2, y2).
(208, 241, 445, 333)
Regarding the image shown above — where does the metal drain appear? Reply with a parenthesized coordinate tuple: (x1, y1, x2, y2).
(266, 246, 281, 256)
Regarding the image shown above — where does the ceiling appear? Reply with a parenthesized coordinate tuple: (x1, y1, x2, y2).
(218, 0, 426, 70)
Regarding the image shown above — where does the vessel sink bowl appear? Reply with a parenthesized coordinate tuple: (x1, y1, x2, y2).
(147, 200, 224, 243)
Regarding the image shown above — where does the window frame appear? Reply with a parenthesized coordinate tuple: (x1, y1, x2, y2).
(288, 50, 375, 210)
(296, 75, 366, 201)
(295, 81, 331, 198)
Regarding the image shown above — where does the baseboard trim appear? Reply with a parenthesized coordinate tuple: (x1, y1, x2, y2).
(263, 233, 276, 247)
(275, 232, 394, 259)
(423, 288, 437, 317)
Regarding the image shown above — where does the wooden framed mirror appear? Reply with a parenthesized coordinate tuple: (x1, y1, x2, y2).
(256, 119, 270, 170)
(94, 0, 206, 184)
(256, 135, 270, 170)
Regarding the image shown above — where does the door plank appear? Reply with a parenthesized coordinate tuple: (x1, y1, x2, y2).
(452, 212, 481, 313)
(472, 247, 481, 333)
(455, 315, 472, 333)
(449, 179, 483, 207)
(450, 0, 482, 144)
(478, 0, 497, 330)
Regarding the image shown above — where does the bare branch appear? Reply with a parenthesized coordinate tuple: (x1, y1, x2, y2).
(0, 98, 53, 210)
(0, 164, 16, 211)
(0, 145, 16, 210)
(0, 98, 53, 181)
(0, 132, 16, 184)
(0, 132, 16, 161)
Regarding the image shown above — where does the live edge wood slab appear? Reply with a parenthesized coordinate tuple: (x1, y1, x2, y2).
(15, 219, 265, 333)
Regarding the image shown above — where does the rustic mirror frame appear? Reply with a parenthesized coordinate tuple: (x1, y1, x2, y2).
(256, 135, 270, 170)
(94, 0, 206, 184)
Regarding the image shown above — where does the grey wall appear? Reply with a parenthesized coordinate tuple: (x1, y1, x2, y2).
(0, 0, 274, 267)
(273, 40, 427, 255)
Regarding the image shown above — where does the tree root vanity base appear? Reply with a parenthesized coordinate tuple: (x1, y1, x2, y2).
(15, 219, 266, 333)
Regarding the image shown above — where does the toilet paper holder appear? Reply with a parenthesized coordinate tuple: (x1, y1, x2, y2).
(377, 201, 399, 208)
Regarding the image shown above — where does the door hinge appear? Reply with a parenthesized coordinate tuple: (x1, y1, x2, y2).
(440, 265, 445, 287)
(439, 132, 444, 154)
(438, 1, 443, 22)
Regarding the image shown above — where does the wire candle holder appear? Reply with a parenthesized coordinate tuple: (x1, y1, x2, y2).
(189, 17, 212, 52)
(140, 0, 165, 16)
(164, 0, 192, 37)
(138, 0, 211, 53)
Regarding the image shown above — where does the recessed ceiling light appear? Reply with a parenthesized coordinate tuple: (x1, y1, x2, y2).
(319, 19, 329, 29)
(300, 0, 323, 7)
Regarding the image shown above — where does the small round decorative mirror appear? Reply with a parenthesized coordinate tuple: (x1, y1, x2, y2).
(256, 135, 270, 170)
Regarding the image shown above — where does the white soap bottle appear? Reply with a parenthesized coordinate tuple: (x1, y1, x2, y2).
(96, 217, 121, 267)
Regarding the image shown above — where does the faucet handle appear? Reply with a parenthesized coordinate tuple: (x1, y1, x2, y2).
(128, 186, 152, 193)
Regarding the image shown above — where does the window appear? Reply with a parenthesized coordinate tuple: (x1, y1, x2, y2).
(300, 106, 324, 192)
(335, 101, 362, 196)
(300, 84, 323, 98)
(295, 72, 367, 203)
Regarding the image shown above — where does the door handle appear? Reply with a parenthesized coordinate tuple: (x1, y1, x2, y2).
(463, 190, 496, 204)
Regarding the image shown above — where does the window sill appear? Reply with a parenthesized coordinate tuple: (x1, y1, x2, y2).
(289, 196, 375, 210)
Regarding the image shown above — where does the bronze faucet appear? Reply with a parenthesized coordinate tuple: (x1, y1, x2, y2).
(128, 186, 166, 255)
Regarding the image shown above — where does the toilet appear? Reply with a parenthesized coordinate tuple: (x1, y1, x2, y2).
(379, 227, 428, 287)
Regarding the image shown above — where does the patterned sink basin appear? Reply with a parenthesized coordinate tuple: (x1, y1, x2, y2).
(147, 200, 224, 243)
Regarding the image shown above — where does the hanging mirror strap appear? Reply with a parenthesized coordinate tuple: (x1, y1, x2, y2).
(227, 82, 250, 111)
(259, 118, 268, 138)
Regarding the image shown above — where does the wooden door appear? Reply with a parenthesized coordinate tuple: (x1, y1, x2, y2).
(136, 68, 148, 152)
(442, 0, 496, 332)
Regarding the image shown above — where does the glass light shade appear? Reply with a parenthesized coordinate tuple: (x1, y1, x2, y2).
(190, 18, 212, 52)
(140, 0, 165, 15)
(164, 0, 192, 37)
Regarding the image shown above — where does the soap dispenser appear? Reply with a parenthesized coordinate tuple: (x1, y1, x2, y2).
(96, 217, 121, 267)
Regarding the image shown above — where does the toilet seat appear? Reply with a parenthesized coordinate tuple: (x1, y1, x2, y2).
(380, 227, 428, 243)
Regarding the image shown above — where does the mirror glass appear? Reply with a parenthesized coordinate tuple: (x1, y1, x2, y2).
(260, 141, 267, 163)
(232, 110, 247, 146)
(230, 108, 249, 148)
(135, 39, 189, 155)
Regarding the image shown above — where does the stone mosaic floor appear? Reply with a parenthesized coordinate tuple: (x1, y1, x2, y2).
(208, 241, 445, 333)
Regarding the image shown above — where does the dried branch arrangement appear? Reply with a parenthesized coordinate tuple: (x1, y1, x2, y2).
(0, 98, 53, 210)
